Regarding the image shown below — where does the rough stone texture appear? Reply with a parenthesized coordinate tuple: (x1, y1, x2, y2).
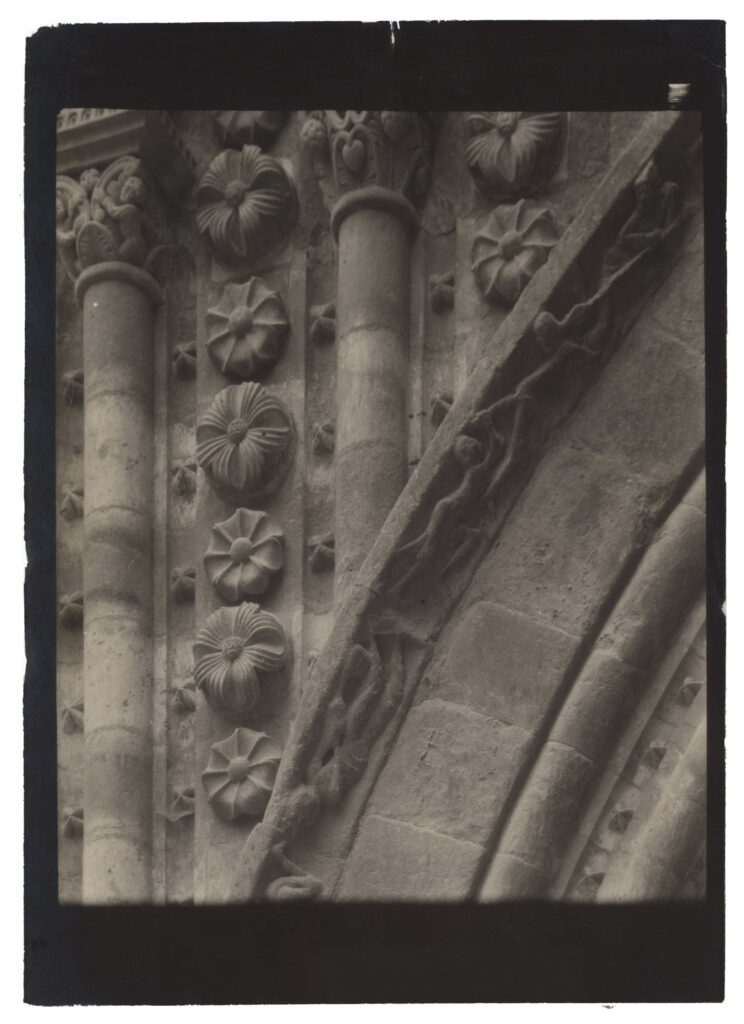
(368, 698, 531, 847)
(337, 814, 484, 901)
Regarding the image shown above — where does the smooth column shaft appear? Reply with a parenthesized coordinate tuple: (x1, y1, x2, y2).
(81, 269, 156, 903)
(335, 205, 411, 599)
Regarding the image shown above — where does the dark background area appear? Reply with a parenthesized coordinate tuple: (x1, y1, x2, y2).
(25, 20, 726, 1004)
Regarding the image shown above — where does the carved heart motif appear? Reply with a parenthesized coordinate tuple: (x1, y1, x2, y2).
(341, 139, 366, 174)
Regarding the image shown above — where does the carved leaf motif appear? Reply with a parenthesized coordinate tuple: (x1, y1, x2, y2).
(171, 566, 196, 604)
(206, 278, 289, 380)
(195, 382, 293, 496)
(59, 591, 84, 629)
(76, 221, 118, 269)
(194, 602, 289, 718)
(471, 200, 559, 306)
(60, 485, 84, 521)
(196, 145, 296, 264)
(204, 509, 285, 602)
(62, 806, 84, 838)
(61, 695, 84, 734)
(464, 112, 564, 199)
(172, 340, 197, 380)
(202, 727, 281, 822)
(86, 155, 160, 267)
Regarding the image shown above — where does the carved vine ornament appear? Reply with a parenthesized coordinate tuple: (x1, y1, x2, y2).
(224, 155, 688, 899)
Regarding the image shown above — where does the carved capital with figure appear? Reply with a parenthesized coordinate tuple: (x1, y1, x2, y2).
(56, 155, 164, 281)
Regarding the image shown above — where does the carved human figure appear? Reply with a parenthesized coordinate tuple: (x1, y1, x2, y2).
(95, 172, 149, 265)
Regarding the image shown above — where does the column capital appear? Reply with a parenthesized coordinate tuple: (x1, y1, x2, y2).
(301, 111, 433, 226)
(56, 155, 165, 284)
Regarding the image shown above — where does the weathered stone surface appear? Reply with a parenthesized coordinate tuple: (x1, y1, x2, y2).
(368, 698, 531, 846)
(436, 601, 578, 730)
(338, 814, 484, 901)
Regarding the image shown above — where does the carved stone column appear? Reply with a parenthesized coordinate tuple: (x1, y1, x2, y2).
(302, 111, 432, 601)
(57, 156, 163, 902)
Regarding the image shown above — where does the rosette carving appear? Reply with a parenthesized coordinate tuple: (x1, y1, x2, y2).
(213, 111, 285, 149)
(195, 382, 293, 497)
(301, 110, 432, 206)
(202, 727, 281, 822)
(194, 602, 289, 718)
(471, 200, 559, 306)
(206, 278, 289, 380)
(464, 112, 565, 200)
(56, 156, 163, 277)
(205, 509, 285, 601)
(196, 145, 297, 264)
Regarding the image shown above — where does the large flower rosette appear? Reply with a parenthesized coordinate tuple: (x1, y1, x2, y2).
(204, 509, 285, 601)
(201, 727, 281, 822)
(195, 382, 293, 499)
(196, 145, 297, 264)
(464, 112, 564, 199)
(206, 278, 289, 380)
(193, 602, 288, 718)
(471, 199, 559, 306)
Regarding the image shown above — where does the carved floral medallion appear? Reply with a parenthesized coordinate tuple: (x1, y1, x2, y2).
(202, 727, 282, 822)
(464, 112, 565, 200)
(206, 278, 289, 380)
(471, 200, 559, 306)
(196, 145, 297, 264)
(204, 509, 285, 601)
(196, 382, 293, 497)
(194, 602, 289, 718)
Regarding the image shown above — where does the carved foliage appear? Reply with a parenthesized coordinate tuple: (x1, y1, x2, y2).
(205, 509, 285, 602)
(196, 382, 293, 497)
(173, 341, 197, 380)
(194, 602, 288, 719)
(171, 458, 197, 497)
(308, 532, 335, 573)
(429, 272, 455, 313)
(59, 591, 84, 629)
(472, 200, 559, 306)
(62, 369, 84, 407)
(196, 145, 297, 264)
(301, 110, 432, 203)
(62, 806, 84, 838)
(60, 485, 84, 521)
(206, 278, 289, 380)
(57, 157, 162, 277)
(171, 566, 196, 604)
(202, 728, 281, 822)
(309, 301, 336, 345)
(464, 112, 565, 199)
(61, 695, 84, 734)
(213, 111, 285, 149)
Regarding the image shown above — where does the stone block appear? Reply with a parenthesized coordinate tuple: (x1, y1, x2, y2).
(369, 698, 531, 846)
(471, 444, 653, 637)
(436, 601, 579, 731)
(337, 814, 484, 901)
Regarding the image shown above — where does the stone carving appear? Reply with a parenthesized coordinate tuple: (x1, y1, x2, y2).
(194, 602, 289, 719)
(608, 809, 634, 834)
(171, 566, 196, 604)
(309, 300, 336, 345)
(172, 340, 197, 380)
(195, 382, 293, 498)
(265, 843, 324, 901)
(311, 421, 336, 454)
(471, 200, 559, 306)
(429, 271, 455, 313)
(644, 743, 668, 769)
(677, 679, 702, 707)
(430, 392, 453, 429)
(62, 369, 84, 407)
(59, 591, 84, 629)
(61, 696, 84, 734)
(576, 870, 605, 898)
(60, 485, 84, 521)
(57, 108, 119, 130)
(202, 727, 281, 822)
(212, 111, 285, 150)
(301, 110, 432, 206)
(388, 159, 686, 600)
(308, 532, 335, 573)
(171, 458, 198, 498)
(204, 509, 285, 601)
(172, 679, 197, 713)
(160, 784, 196, 823)
(206, 278, 289, 380)
(57, 156, 162, 277)
(62, 806, 84, 838)
(464, 112, 565, 200)
(196, 145, 297, 264)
